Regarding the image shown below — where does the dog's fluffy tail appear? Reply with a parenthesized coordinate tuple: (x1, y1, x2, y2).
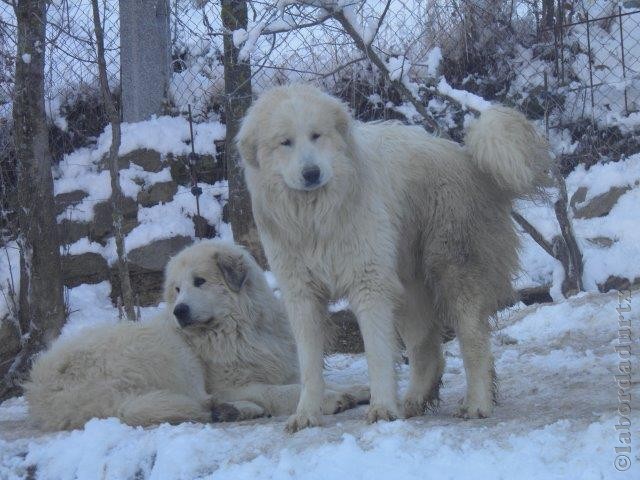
(465, 107, 551, 197)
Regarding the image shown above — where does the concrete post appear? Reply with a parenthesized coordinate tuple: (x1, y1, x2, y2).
(119, 0, 171, 122)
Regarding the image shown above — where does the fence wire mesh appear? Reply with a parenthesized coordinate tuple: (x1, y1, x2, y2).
(1, 0, 639, 188)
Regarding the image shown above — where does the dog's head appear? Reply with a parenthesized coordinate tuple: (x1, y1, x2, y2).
(163, 240, 260, 331)
(237, 84, 356, 195)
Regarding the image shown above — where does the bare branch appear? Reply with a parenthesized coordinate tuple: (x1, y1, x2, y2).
(330, 7, 444, 136)
(511, 210, 555, 258)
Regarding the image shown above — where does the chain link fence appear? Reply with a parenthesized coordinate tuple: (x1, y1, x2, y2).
(1, 0, 639, 194)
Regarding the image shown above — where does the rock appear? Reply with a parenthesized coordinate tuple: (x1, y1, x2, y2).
(518, 284, 552, 305)
(569, 186, 587, 211)
(193, 214, 216, 239)
(62, 252, 110, 288)
(58, 220, 91, 245)
(122, 149, 163, 173)
(55, 190, 88, 216)
(110, 267, 165, 307)
(89, 197, 139, 242)
(598, 276, 640, 293)
(137, 181, 177, 207)
(167, 153, 222, 186)
(127, 235, 192, 272)
(586, 237, 616, 248)
(98, 153, 130, 171)
(573, 186, 630, 219)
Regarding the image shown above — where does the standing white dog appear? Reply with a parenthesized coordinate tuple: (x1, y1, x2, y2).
(25, 240, 368, 431)
(237, 84, 550, 432)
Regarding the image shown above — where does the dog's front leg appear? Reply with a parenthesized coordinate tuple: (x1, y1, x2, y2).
(282, 291, 327, 433)
(350, 290, 400, 423)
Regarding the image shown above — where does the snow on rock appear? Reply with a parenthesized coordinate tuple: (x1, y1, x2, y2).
(1, 290, 637, 479)
(50, 115, 228, 265)
(123, 183, 225, 254)
(567, 154, 640, 205)
(513, 153, 640, 292)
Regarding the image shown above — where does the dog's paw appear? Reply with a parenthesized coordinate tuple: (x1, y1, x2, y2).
(322, 390, 358, 414)
(333, 393, 357, 414)
(232, 401, 266, 421)
(454, 399, 492, 419)
(285, 411, 322, 433)
(402, 396, 430, 418)
(210, 403, 241, 423)
(403, 386, 440, 418)
(366, 403, 399, 424)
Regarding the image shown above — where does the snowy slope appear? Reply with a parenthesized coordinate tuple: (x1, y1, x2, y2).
(1, 289, 637, 479)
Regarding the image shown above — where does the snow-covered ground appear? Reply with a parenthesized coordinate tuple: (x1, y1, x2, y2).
(0, 288, 637, 479)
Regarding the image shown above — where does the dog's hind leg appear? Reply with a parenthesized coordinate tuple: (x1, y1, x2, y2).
(117, 390, 214, 426)
(447, 297, 495, 419)
(396, 284, 444, 418)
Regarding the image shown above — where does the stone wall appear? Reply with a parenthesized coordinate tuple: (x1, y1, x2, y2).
(57, 148, 226, 306)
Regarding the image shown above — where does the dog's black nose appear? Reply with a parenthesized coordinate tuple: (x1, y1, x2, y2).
(302, 165, 321, 187)
(173, 303, 192, 326)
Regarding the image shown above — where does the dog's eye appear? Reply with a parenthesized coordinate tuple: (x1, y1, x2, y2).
(175, 286, 180, 293)
(193, 277, 206, 287)
(311, 132, 321, 141)
(280, 139, 292, 147)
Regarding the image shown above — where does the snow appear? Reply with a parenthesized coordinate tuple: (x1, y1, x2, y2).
(238, 22, 265, 61)
(20, 53, 31, 64)
(1, 290, 638, 479)
(424, 46, 442, 77)
(512, 153, 640, 292)
(436, 78, 492, 112)
(566, 154, 640, 204)
(52, 116, 227, 256)
(385, 56, 409, 82)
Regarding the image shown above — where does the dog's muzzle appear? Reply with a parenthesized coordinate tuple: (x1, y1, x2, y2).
(173, 303, 193, 327)
(302, 165, 321, 189)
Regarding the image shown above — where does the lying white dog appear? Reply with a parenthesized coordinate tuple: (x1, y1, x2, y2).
(25, 240, 368, 430)
(237, 84, 550, 431)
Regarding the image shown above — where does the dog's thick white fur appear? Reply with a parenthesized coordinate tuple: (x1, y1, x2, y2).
(25, 240, 368, 431)
(237, 84, 550, 432)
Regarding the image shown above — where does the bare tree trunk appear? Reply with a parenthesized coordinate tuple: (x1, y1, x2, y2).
(92, 0, 136, 321)
(511, 171, 584, 299)
(552, 171, 584, 297)
(542, 0, 555, 31)
(221, 0, 267, 268)
(1, 0, 66, 401)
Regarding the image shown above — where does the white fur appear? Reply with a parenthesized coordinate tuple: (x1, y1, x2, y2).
(237, 84, 550, 431)
(25, 240, 368, 431)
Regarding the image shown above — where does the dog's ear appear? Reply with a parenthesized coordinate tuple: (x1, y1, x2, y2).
(331, 100, 352, 140)
(236, 111, 259, 169)
(215, 251, 248, 292)
(163, 258, 179, 304)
